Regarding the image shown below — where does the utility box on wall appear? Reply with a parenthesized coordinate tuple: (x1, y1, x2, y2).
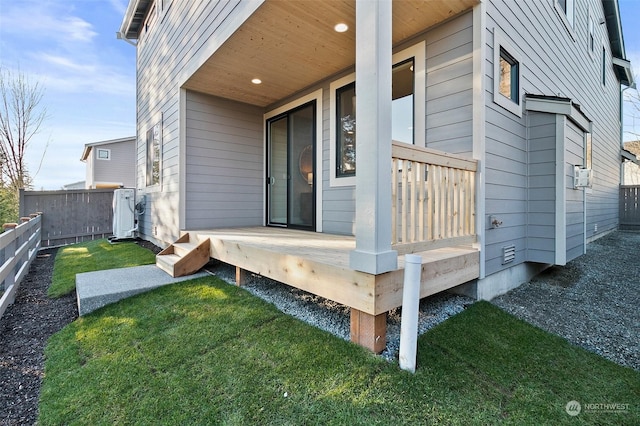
(573, 166, 593, 189)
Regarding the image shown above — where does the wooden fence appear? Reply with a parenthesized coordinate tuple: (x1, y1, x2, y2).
(20, 189, 115, 247)
(620, 185, 640, 230)
(391, 141, 477, 255)
(0, 214, 42, 319)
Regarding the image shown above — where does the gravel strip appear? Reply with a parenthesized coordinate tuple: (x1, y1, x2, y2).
(492, 231, 640, 371)
(0, 248, 78, 426)
(204, 262, 474, 362)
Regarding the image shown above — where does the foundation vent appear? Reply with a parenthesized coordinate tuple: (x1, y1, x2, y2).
(502, 245, 516, 264)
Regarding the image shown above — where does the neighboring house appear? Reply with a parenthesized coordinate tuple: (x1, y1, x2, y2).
(62, 181, 86, 190)
(80, 137, 136, 189)
(119, 0, 633, 351)
(622, 141, 640, 185)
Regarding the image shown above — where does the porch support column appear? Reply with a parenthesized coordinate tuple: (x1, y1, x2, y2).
(349, 0, 398, 275)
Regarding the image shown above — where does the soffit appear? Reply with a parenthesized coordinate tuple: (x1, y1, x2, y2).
(183, 0, 477, 107)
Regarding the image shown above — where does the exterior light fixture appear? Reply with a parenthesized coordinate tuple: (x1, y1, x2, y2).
(334, 23, 348, 33)
(251, 78, 262, 84)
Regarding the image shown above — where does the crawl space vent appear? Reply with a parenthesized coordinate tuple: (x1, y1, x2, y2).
(502, 245, 516, 264)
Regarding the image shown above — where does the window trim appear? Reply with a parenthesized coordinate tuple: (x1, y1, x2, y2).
(587, 7, 596, 59)
(96, 148, 110, 161)
(328, 41, 425, 188)
(554, 0, 576, 40)
(146, 120, 162, 188)
(493, 28, 523, 117)
(601, 42, 607, 88)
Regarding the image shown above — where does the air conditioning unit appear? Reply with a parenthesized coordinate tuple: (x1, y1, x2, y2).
(111, 188, 136, 240)
(573, 166, 593, 189)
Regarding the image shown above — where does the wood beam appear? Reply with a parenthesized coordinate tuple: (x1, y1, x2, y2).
(350, 309, 387, 353)
(236, 266, 248, 286)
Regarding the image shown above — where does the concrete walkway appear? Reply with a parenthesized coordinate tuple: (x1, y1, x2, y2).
(76, 265, 208, 316)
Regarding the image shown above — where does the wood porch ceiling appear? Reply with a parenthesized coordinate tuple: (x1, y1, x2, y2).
(183, 0, 477, 107)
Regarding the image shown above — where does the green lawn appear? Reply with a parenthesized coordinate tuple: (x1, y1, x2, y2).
(39, 276, 639, 425)
(48, 238, 156, 298)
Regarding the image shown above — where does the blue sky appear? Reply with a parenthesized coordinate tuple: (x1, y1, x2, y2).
(0, 0, 639, 190)
(0, 0, 135, 189)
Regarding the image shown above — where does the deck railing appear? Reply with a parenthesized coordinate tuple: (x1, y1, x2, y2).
(391, 141, 477, 255)
(0, 214, 42, 319)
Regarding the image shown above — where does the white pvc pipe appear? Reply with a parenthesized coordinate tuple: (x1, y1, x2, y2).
(399, 254, 422, 373)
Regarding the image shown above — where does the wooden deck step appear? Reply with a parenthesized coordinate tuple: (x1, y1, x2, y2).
(172, 242, 199, 258)
(156, 233, 210, 278)
(156, 254, 180, 276)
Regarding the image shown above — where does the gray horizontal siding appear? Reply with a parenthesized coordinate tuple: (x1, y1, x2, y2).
(184, 91, 263, 230)
(485, 0, 620, 275)
(135, 0, 258, 245)
(526, 111, 556, 264)
(426, 12, 473, 155)
(565, 119, 585, 261)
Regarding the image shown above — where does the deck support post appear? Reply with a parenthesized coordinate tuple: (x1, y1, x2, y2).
(350, 309, 387, 353)
(349, 0, 397, 275)
(235, 266, 248, 286)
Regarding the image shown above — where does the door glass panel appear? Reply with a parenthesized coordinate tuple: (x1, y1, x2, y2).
(289, 104, 314, 228)
(268, 116, 287, 225)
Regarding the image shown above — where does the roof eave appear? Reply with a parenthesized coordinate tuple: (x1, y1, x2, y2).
(602, 0, 633, 85)
(613, 57, 635, 87)
(80, 146, 92, 162)
(119, 0, 151, 40)
(622, 149, 640, 166)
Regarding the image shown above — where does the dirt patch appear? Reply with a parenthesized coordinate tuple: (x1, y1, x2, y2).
(0, 248, 76, 425)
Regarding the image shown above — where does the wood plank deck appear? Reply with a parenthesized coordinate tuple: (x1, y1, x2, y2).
(185, 227, 479, 315)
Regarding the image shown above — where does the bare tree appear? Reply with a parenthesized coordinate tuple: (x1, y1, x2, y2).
(0, 68, 47, 191)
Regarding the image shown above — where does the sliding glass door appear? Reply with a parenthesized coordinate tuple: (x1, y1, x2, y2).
(267, 101, 315, 229)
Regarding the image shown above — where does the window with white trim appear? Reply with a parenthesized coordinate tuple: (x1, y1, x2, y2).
(556, 0, 575, 29)
(146, 122, 161, 187)
(329, 42, 425, 187)
(493, 29, 522, 117)
(96, 148, 110, 160)
(588, 13, 595, 56)
(601, 45, 606, 86)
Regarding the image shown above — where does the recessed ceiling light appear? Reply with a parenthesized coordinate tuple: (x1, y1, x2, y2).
(334, 23, 348, 33)
(251, 78, 262, 84)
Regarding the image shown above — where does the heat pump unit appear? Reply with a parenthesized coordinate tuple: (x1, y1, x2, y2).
(112, 188, 135, 240)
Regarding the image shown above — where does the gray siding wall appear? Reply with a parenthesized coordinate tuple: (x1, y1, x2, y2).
(485, 0, 621, 275)
(134, 0, 261, 246)
(92, 140, 136, 188)
(565, 119, 585, 261)
(184, 91, 264, 229)
(526, 111, 556, 264)
(426, 12, 473, 155)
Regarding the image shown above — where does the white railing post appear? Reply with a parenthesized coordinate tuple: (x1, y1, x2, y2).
(399, 253, 422, 373)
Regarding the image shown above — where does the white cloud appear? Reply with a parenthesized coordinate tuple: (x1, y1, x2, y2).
(0, 1, 98, 44)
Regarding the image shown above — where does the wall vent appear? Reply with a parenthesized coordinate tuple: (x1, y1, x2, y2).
(502, 245, 516, 264)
